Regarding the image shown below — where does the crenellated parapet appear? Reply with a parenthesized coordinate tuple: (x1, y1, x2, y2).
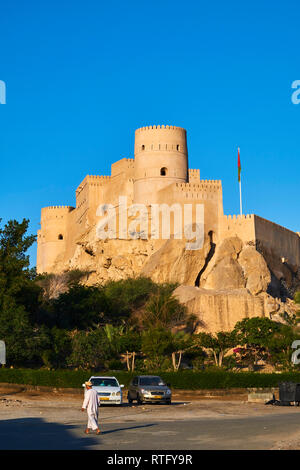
(111, 158, 135, 178)
(76, 175, 111, 196)
(41, 206, 75, 221)
(135, 125, 186, 133)
(219, 213, 256, 244)
(177, 180, 222, 191)
(222, 214, 254, 221)
(189, 169, 200, 181)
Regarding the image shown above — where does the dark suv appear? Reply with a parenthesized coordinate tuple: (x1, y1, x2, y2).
(127, 375, 172, 405)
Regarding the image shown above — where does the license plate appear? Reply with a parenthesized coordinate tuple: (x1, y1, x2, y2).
(153, 395, 162, 399)
(100, 397, 110, 400)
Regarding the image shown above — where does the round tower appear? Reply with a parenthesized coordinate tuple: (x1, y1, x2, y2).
(133, 125, 188, 204)
(37, 206, 74, 273)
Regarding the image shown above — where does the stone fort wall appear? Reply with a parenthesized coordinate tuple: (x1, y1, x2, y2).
(37, 125, 299, 276)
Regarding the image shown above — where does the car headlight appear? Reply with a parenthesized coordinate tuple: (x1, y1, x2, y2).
(166, 389, 171, 394)
(116, 391, 121, 396)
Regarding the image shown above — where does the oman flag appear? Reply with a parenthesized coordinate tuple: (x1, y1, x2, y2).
(238, 147, 241, 182)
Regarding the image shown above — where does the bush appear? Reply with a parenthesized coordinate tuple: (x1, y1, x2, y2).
(3, 368, 300, 390)
(106, 359, 125, 371)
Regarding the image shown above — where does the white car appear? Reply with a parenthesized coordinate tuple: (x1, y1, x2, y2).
(82, 376, 124, 405)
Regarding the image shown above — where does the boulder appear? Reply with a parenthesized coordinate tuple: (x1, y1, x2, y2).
(173, 285, 266, 333)
(141, 235, 212, 285)
(238, 245, 271, 295)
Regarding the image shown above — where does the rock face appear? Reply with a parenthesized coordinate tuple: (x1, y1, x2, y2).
(173, 285, 298, 333)
(238, 246, 271, 295)
(49, 229, 299, 333)
(140, 236, 212, 286)
(173, 285, 266, 332)
(200, 238, 271, 295)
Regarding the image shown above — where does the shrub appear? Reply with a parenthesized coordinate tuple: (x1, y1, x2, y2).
(2, 368, 300, 390)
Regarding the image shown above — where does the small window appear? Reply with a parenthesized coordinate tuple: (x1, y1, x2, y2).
(141, 145, 145, 151)
(160, 167, 167, 176)
(58, 234, 63, 240)
(176, 144, 180, 151)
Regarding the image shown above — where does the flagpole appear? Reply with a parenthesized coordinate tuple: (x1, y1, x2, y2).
(239, 178, 243, 215)
(238, 147, 243, 215)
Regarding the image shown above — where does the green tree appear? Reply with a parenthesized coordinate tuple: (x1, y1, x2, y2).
(141, 327, 174, 370)
(233, 317, 281, 369)
(103, 277, 157, 325)
(103, 323, 125, 357)
(0, 218, 36, 304)
(266, 324, 300, 370)
(68, 328, 111, 369)
(49, 285, 107, 330)
(170, 331, 193, 371)
(0, 219, 40, 365)
(195, 331, 237, 367)
(141, 287, 189, 330)
(41, 327, 72, 369)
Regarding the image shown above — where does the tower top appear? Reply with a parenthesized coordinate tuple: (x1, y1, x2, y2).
(135, 124, 186, 133)
(133, 124, 188, 204)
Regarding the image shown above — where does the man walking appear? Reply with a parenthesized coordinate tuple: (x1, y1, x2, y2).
(82, 381, 101, 435)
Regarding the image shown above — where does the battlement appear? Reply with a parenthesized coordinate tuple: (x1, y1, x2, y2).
(41, 206, 75, 221)
(177, 180, 222, 190)
(42, 205, 74, 212)
(189, 169, 200, 176)
(111, 158, 135, 178)
(219, 213, 256, 244)
(222, 214, 254, 221)
(86, 175, 111, 180)
(172, 181, 222, 201)
(76, 175, 111, 195)
(135, 125, 186, 133)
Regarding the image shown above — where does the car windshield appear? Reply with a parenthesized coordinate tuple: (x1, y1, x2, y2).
(139, 377, 165, 386)
(91, 378, 118, 387)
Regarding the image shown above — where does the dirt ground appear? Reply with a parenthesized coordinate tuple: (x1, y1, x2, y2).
(1, 385, 300, 450)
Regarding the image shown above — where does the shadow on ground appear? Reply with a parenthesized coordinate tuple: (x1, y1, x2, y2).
(0, 418, 157, 450)
(0, 418, 98, 450)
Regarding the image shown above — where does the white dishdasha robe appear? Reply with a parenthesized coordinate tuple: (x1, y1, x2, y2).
(82, 388, 100, 430)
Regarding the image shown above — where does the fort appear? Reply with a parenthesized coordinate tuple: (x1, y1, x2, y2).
(37, 125, 300, 332)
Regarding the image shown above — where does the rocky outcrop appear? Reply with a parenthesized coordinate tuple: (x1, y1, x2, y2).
(238, 246, 271, 295)
(199, 237, 271, 294)
(174, 285, 298, 333)
(173, 285, 266, 332)
(140, 235, 212, 285)
(48, 228, 299, 333)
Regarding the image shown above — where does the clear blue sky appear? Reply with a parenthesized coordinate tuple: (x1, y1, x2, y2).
(0, 0, 299, 267)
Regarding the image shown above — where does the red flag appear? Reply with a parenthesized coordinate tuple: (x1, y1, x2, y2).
(238, 147, 241, 182)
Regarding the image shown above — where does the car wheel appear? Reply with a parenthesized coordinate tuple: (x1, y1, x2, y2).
(166, 399, 171, 405)
(127, 393, 133, 404)
(137, 394, 143, 405)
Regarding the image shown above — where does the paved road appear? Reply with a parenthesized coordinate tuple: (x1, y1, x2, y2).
(1, 410, 300, 450)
